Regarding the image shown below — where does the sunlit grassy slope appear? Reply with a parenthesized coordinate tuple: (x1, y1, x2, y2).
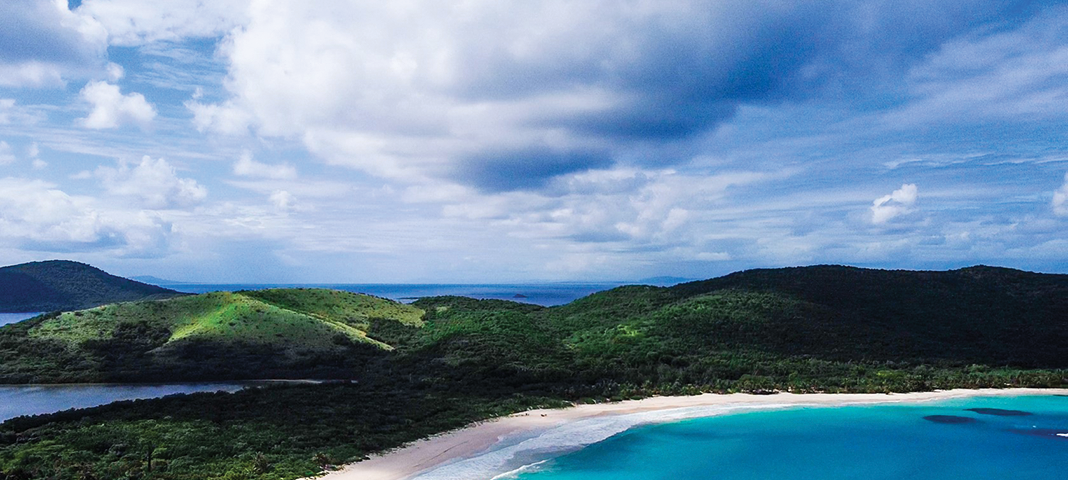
(0, 289, 424, 382)
(32, 290, 421, 351)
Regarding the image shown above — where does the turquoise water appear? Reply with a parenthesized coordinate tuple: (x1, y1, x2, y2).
(508, 396, 1068, 480)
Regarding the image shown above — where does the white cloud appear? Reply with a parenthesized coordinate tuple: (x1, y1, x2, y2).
(95, 156, 207, 208)
(269, 190, 295, 210)
(79, 81, 157, 129)
(1053, 173, 1068, 216)
(78, 0, 251, 46)
(187, 100, 252, 135)
(0, 177, 172, 256)
(871, 184, 918, 224)
(106, 62, 124, 81)
(695, 251, 731, 261)
(0, 1, 107, 87)
(0, 62, 67, 88)
(233, 152, 297, 179)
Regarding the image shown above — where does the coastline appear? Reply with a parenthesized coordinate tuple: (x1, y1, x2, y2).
(321, 388, 1068, 480)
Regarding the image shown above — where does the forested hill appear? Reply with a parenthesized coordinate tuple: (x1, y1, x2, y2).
(0, 260, 183, 312)
(658, 265, 1068, 368)
(401, 264, 1068, 393)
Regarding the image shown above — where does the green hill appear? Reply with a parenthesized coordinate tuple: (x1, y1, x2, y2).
(0, 288, 423, 383)
(0, 260, 183, 313)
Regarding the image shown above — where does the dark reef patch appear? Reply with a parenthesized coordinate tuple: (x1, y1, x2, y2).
(923, 415, 979, 424)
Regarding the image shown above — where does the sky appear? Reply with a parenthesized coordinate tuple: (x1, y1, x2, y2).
(1, 0, 1068, 283)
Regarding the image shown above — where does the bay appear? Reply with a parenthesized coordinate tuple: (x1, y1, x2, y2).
(509, 395, 1068, 480)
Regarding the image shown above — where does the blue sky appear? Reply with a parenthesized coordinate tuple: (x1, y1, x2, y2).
(2, 0, 1068, 283)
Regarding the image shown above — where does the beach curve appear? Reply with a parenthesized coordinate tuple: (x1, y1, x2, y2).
(318, 388, 1068, 480)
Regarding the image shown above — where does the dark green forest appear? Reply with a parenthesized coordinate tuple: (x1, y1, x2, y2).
(0, 261, 182, 313)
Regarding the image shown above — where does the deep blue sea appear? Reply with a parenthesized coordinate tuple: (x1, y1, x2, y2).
(416, 395, 1068, 480)
(169, 282, 624, 307)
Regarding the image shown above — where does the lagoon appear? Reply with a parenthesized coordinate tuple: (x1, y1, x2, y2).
(505, 395, 1068, 480)
(0, 383, 247, 422)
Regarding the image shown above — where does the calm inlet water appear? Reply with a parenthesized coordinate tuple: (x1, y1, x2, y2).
(418, 395, 1068, 480)
(0, 383, 247, 422)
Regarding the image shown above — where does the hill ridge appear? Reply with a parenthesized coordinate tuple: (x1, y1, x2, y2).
(0, 260, 184, 313)
(2, 264, 1067, 386)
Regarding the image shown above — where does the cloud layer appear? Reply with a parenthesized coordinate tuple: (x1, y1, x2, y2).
(79, 81, 156, 128)
(871, 184, 919, 224)
(95, 156, 207, 209)
(191, 0, 1062, 192)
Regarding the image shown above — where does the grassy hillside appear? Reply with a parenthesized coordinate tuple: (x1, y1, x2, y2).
(0, 289, 424, 383)
(0, 260, 182, 312)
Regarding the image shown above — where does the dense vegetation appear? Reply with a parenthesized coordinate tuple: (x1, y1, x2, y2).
(0, 289, 424, 383)
(0, 261, 181, 313)
(0, 382, 567, 480)
(2, 265, 1068, 479)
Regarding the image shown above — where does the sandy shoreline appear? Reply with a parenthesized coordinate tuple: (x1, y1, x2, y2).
(320, 388, 1068, 480)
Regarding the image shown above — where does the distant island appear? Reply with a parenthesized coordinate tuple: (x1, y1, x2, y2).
(0, 262, 1066, 479)
(0, 260, 183, 313)
(130, 275, 191, 286)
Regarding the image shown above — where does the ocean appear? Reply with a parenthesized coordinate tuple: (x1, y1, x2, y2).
(416, 395, 1068, 480)
(168, 282, 625, 307)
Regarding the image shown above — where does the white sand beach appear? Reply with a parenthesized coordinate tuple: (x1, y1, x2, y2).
(320, 388, 1068, 480)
